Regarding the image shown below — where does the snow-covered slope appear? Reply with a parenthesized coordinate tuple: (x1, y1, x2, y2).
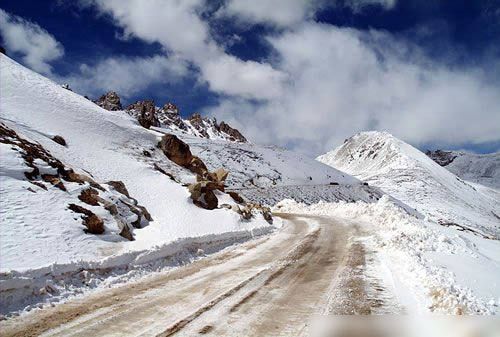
(168, 132, 383, 205)
(0, 54, 385, 315)
(426, 150, 500, 190)
(0, 54, 272, 275)
(317, 131, 500, 239)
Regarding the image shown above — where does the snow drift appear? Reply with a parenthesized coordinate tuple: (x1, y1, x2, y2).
(274, 197, 500, 314)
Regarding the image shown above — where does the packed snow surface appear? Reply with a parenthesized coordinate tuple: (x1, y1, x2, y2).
(317, 131, 500, 239)
(274, 196, 500, 314)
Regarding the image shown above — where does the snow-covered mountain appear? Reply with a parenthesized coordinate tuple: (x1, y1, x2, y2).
(426, 150, 500, 190)
(0, 54, 276, 276)
(317, 131, 500, 239)
(0, 53, 384, 315)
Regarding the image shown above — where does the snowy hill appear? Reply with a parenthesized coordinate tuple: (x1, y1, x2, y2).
(163, 132, 382, 205)
(317, 131, 500, 239)
(0, 54, 382, 313)
(0, 54, 274, 276)
(426, 150, 500, 190)
(94, 93, 380, 206)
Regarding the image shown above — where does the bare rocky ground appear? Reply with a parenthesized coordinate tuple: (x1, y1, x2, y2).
(1, 214, 399, 337)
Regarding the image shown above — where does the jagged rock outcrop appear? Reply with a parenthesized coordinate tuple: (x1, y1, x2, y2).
(61, 84, 72, 91)
(425, 150, 457, 166)
(188, 113, 210, 138)
(0, 123, 152, 241)
(218, 121, 247, 142)
(126, 100, 159, 129)
(68, 203, 104, 234)
(121, 96, 248, 142)
(95, 91, 122, 111)
(0, 46, 6, 55)
(187, 168, 230, 210)
(157, 103, 188, 131)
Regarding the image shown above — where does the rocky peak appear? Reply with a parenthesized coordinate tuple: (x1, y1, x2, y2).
(218, 121, 247, 143)
(163, 102, 179, 115)
(158, 102, 186, 131)
(126, 100, 155, 114)
(94, 91, 248, 142)
(126, 100, 159, 129)
(425, 150, 457, 166)
(189, 113, 203, 122)
(95, 91, 122, 111)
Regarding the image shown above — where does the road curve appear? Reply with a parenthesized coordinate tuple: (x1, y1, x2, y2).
(1, 214, 386, 337)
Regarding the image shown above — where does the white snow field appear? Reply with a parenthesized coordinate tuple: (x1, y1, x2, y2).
(317, 131, 500, 240)
(274, 196, 500, 314)
(0, 55, 276, 313)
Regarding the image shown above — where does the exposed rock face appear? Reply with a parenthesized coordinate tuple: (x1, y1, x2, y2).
(61, 84, 72, 91)
(159, 103, 187, 131)
(93, 90, 249, 141)
(126, 100, 159, 129)
(0, 45, 6, 55)
(106, 180, 130, 198)
(228, 191, 244, 204)
(426, 150, 457, 166)
(68, 203, 105, 234)
(187, 168, 229, 210)
(158, 134, 194, 167)
(218, 121, 247, 143)
(0, 123, 152, 241)
(95, 91, 122, 111)
(188, 113, 210, 138)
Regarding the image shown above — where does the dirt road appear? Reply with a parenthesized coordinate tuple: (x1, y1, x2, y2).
(1, 214, 391, 337)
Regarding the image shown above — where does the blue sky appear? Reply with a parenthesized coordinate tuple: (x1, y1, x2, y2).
(1, 0, 499, 154)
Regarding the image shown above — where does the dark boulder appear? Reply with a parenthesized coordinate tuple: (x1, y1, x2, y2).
(158, 134, 194, 167)
(52, 135, 67, 146)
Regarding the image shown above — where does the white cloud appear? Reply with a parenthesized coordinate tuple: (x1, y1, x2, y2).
(62, 54, 189, 98)
(210, 23, 500, 154)
(81, 0, 286, 100)
(73, 1, 499, 153)
(217, 0, 397, 27)
(344, 0, 397, 12)
(0, 9, 64, 76)
(219, 0, 314, 27)
(201, 55, 287, 99)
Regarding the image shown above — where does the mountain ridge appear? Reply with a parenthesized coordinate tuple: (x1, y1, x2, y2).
(95, 91, 247, 143)
(317, 131, 500, 239)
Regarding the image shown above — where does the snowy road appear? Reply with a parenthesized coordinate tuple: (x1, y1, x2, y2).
(1, 214, 394, 337)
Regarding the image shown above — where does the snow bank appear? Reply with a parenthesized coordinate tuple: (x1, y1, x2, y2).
(0, 225, 275, 316)
(274, 196, 500, 314)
